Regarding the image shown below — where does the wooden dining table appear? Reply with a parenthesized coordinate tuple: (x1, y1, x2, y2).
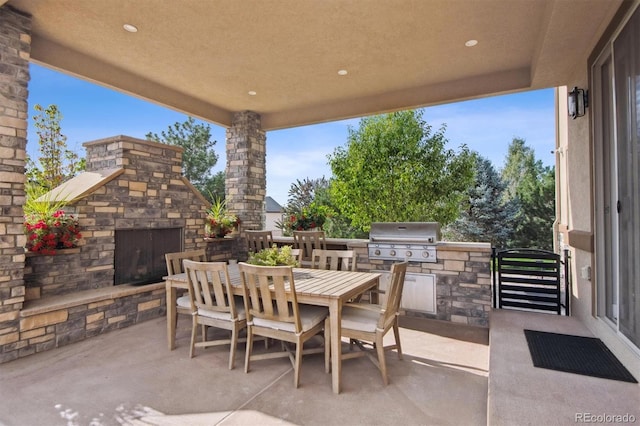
(164, 263, 380, 394)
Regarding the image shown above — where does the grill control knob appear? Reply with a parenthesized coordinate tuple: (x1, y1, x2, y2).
(422, 251, 431, 258)
(406, 251, 412, 258)
(389, 250, 396, 256)
(374, 249, 381, 256)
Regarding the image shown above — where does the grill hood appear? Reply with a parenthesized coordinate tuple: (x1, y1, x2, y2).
(369, 222, 441, 243)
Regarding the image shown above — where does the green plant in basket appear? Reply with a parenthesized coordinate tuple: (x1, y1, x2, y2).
(247, 245, 299, 267)
(205, 197, 240, 238)
(282, 202, 328, 232)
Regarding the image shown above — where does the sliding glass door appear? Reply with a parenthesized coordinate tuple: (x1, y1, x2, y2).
(594, 4, 640, 348)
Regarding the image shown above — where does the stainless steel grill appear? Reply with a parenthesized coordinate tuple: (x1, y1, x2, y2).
(368, 222, 440, 262)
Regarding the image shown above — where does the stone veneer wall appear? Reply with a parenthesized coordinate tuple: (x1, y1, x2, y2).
(350, 241, 492, 327)
(225, 111, 266, 231)
(0, 6, 30, 363)
(13, 283, 166, 362)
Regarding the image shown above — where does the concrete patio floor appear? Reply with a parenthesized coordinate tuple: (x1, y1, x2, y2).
(1, 310, 638, 426)
(488, 310, 640, 426)
(0, 315, 489, 426)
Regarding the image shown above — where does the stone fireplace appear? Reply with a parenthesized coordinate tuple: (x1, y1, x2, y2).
(0, 136, 215, 363)
(24, 135, 211, 300)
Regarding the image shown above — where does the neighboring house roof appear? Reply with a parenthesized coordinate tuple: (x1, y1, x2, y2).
(265, 196, 284, 213)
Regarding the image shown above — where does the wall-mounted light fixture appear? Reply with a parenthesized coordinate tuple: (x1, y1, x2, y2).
(568, 86, 588, 119)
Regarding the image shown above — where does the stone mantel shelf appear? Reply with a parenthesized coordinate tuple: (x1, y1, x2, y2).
(204, 236, 238, 242)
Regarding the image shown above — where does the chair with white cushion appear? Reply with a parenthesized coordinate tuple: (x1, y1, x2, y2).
(165, 249, 207, 346)
(238, 262, 330, 387)
(340, 261, 408, 385)
(183, 259, 246, 369)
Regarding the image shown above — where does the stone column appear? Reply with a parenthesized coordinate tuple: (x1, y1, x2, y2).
(0, 6, 31, 361)
(225, 111, 266, 231)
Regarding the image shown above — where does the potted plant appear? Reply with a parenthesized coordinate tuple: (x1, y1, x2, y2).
(246, 245, 299, 267)
(205, 198, 240, 238)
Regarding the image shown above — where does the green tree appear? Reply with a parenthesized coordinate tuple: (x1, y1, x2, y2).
(26, 104, 83, 190)
(277, 177, 332, 235)
(446, 155, 517, 247)
(280, 177, 367, 238)
(199, 171, 226, 202)
(146, 117, 222, 201)
(502, 138, 556, 250)
(285, 177, 329, 213)
(502, 138, 537, 200)
(328, 110, 475, 232)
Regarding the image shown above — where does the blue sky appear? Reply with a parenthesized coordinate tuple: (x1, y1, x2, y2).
(26, 64, 556, 206)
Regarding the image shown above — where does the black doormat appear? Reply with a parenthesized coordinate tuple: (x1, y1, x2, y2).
(524, 329, 637, 383)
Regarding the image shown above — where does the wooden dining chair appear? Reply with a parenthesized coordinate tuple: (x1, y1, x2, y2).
(238, 262, 330, 387)
(292, 230, 326, 266)
(310, 249, 356, 271)
(165, 249, 207, 345)
(340, 261, 408, 385)
(290, 248, 302, 266)
(245, 230, 273, 253)
(183, 259, 246, 369)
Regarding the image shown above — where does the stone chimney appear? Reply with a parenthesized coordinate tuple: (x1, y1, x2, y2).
(84, 135, 183, 178)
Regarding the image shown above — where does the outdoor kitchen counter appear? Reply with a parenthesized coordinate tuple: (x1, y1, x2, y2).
(271, 235, 492, 327)
(436, 241, 492, 251)
(272, 236, 491, 252)
(272, 236, 369, 249)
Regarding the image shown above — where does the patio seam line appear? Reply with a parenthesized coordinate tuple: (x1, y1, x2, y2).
(229, 367, 293, 420)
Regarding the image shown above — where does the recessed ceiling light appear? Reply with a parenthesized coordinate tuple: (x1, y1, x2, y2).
(123, 24, 138, 33)
(465, 39, 478, 47)
(248, 91, 257, 96)
(338, 69, 348, 76)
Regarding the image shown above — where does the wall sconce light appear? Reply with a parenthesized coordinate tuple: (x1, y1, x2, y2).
(568, 86, 588, 119)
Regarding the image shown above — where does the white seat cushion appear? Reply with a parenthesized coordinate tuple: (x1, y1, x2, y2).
(198, 299, 246, 321)
(253, 305, 328, 333)
(176, 295, 191, 309)
(341, 305, 381, 333)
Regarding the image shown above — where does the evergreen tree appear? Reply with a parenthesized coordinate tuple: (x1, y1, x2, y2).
(447, 155, 517, 247)
(501, 138, 555, 250)
(146, 117, 222, 201)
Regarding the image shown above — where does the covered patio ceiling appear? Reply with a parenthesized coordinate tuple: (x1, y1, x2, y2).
(4, 0, 623, 131)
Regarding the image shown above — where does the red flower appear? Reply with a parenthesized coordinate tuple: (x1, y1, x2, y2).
(24, 209, 82, 254)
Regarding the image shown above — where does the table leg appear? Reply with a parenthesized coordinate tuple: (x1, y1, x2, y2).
(329, 299, 342, 394)
(166, 280, 177, 350)
(371, 277, 380, 304)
